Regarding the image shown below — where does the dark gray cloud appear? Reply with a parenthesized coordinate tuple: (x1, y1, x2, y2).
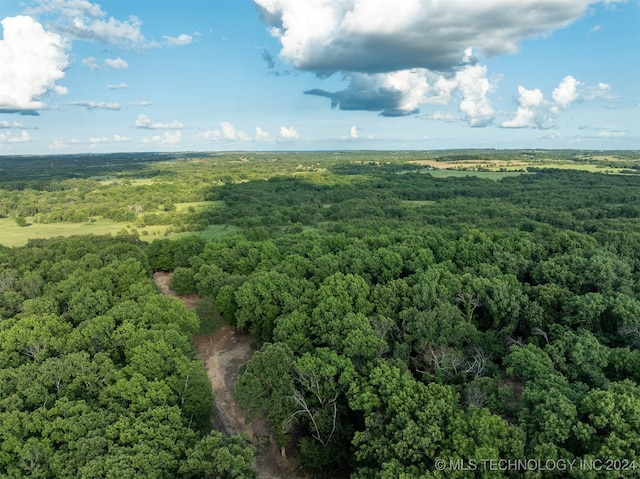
(305, 87, 418, 117)
(254, 0, 613, 75)
(254, 0, 619, 123)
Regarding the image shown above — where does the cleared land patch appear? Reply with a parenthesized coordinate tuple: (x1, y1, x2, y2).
(0, 217, 238, 247)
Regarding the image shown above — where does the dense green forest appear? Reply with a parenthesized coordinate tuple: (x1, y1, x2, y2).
(1, 150, 639, 477)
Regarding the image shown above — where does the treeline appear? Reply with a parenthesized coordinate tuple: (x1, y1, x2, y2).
(0, 235, 255, 478)
(202, 168, 640, 236)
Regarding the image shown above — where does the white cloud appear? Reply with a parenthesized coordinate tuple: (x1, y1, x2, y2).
(89, 134, 131, 143)
(307, 64, 495, 125)
(454, 64, 495, 126)
(141, 131, 182, 146)
(256, 1, 622, 120)
(130, 101, 152, 107)
(163, 33, 193, 46)
(107, 83, 129, 90)
(0, 16, 69, 112)
(25, 0, 106, 19)
(104, 57, 128, 69)
(26, 1, 195, 49)
(501, 86, 545, 128)
(255, 127, 270, 140)
(552, 75, 580, 109)
(221, 121, 240, 140)
(0, 130, 31, 143)
(350, 126, 358, 139)
(69, 100, 120, 110)
(424, 111, 457, 122)
(594, 130, 626, 138)
(255, 0, 617, 75)
(202, 122, 256, 141)
(279, 126, 299, 140)
(582, 82, 617, 101)
(501, 75, 607, 129)
(82, 56, 99, 70)
(0, 120, 26, 129)
(135, 114, 184, 129)
(58, 14, 149, 47)
(50, 137, 79, 149)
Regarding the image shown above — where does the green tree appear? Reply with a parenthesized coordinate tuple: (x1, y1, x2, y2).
(234, 342, 295, 445)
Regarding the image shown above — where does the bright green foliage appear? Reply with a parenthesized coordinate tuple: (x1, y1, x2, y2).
(234, 342, 295, 443)
(577, 381, 640, 462)
(349, 361, 459, 476)
(178, 431, 256, 478)
(234, 271, 312, 342)
(2, 154, 640, 478)
(0, 236, 252, 478)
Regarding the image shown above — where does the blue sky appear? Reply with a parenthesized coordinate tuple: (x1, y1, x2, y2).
(1, 0, 638, 154)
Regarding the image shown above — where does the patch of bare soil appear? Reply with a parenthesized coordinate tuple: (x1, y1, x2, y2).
(153, 273, 305, 479)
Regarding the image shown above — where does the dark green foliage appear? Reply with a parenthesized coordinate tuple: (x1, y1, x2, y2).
(0, 236, 254, 478)
(1, 152, 639, 478)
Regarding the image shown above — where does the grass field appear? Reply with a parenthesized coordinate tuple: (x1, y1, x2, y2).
(168, 224, 240, 241)
(0, 217, 238, 247)
(410, 157, 634, 175)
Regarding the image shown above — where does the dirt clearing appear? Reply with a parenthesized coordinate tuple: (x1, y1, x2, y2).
(153, 273, 304, 479)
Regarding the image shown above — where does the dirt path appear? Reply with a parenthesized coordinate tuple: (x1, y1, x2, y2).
(153, 273, 304, 479)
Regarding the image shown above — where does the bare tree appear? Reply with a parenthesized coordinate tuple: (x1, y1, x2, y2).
(284, 367, 339, 448)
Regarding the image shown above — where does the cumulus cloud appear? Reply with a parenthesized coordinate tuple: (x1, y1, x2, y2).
(255, 127, 270, 140)
(163, 34, 193, 46)
(104, 57, 128, 69)
(279, 126, 299, 140)
(349, 126, 358, 139)
(307, 64, 495, 124)
(82, 56, 99, 70)
(255, 0, 616, 74)
(107, 83, 129, 90)
(135, 114, 184, 129)
(422, 111, 457, 122)
(593, 130, 626, 138)
(551, 75, 581, 109)
(0, 16, 69, 113)
(69, 100, 120, 110)
(58, 14, 148, 47)
(130, 101, 152, 107)
(501, 86, 545, 128)
(0, 120, 26, 129)
(502, 75, 604, 129)
(26, 0, 154, 48)
(89, 134, 131, 143)
(50, 137, 79, 149)
(454, 64, 495, 126)
(141, 131, 182, 146)
(255, 0, 620, 121)
(306, 69, 431, 116)
(0, 131, 31, 143)
(25, 0, 106, 19)
(202, 122, 257, 141)
(582, 82, 617, 101)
